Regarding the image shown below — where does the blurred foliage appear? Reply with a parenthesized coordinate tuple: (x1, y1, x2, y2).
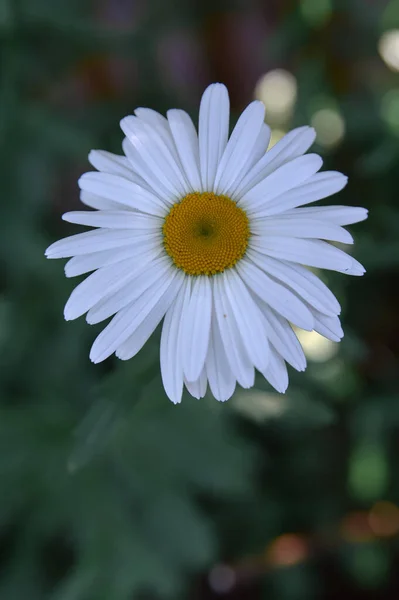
(1, 0, 399, 599)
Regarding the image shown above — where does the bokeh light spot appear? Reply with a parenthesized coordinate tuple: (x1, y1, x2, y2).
(266, 534, 309, 567)
(368, 501, 399, 537)
(378, 30, 399, 72)
(296, 330, 338, 362)
(268, 129, 286, 148)
(255, 70, 297, 124)
(208, 564, 236, 594)
(311, 108, 345, 148)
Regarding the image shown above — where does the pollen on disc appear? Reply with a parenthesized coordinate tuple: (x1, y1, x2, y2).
(163, 192, 250, 276)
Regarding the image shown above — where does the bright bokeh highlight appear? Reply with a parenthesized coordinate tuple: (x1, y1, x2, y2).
(255, 70, 297, 123)
(311, 108, 345, 148)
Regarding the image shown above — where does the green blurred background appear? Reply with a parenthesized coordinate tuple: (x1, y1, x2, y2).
(1, 0, 399, 598)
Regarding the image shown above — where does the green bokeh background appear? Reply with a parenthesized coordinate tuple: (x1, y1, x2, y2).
(1, 0, 399, 598)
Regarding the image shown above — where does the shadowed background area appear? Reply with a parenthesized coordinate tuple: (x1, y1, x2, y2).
(1, 0, 399, 598)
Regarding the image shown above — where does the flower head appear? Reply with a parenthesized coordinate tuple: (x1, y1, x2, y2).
(46, 83, 367, 403)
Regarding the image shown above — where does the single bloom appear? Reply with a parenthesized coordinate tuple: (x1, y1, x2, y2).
(46, 83, 368, 403)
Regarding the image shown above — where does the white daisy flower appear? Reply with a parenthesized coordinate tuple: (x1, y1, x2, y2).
(45, 83, 368, 404)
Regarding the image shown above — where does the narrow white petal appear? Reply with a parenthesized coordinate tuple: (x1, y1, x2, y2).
(261, 348, 289, 393)
(283, 205, 368, 226)
(248, 250, 340, 317)
(62, 210, 162, 231)
(116, 270, 184, 360)
(252, 171, 348, 218)
(343, 255, 366, 276)
(134, 107, 174, 151)
(120, 116, 189, 198)
(311, 310, 344, 342)
(135, 107, 168, 128)
(234, 126, 316, 198)
(160, 278, 191, 404)
(214, 100, 265, 195)
(122, 137, 173, 201)
(86, 254, 170, 324)
(63, 258, 136, 321)
(251, 217, 353, 244)
(135, 107, 192, 187)
(167, 109, 202, 191)
(198, 83, 230, 191)
(228, 123, 271, 199)
(134, 107, 187, 166)
(184, 368, 208, 400)
(88, 150, 135, 180)
(206, 312, 236, 402)
(64, 243, 159, 278)
(250, 236, 361, 275)
(182, 276, 212, 383)
(213, 275, 255, 388)
(80, 190, 126, 211)
(250, 123, 272, 165)
(79, 172, 168, 216)
(90, 265, 179, 364)
(222, 269, 270, 372)
(256, 302, 306, 371)
(236, 259, 314, 331)
(46, 229, 162, 259)
(239, 154, 323, 214)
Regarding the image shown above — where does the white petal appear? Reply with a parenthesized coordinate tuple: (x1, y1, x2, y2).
(252, 171, 348, 218)
(63, 258, 137, 321)
(160, 277, 191, 404)
(46, 229, 162, 258)
(198, 83, 230, 192)
(86, 254, 170, 324)
(283, 205, 368, 226)
(88, 150, 135, 181)
(135, 107, 192, 186)
(261, 348, 289, 393)
(311, 310, 343, 342)
(135, 107, 169, 128)
(206, 312, 236, 402)
(250, 123, 272, 164)
(236, 259, 314, 331)
(214, 100, 265, 195)
(227, 123, 271, 199)
(134, 107, 175, 152)
(222, 269, 270, 372)
(79, 172, 168, 216)
(344, 256, 366, 276)
(256, 303, 306, 371)
(80, 190, 126, 211)
(213, 275, 255, 388)
(90, 264, 179, 364)
(239, 154, 323, 214)
(62, 210, 162, 230)
(120, 116, 189, 198)
(116, 270, 184, 360)
(248, 250, 340, 317)
(251, 217, 353, 244)
(122, 137, 173, 200)
(250, 236, 362, 275)
(184, 368, 208, 400)
(234, 126, 316, 198)
(65, 243, 159, 278)
(182, 276, 212, 383)
(167, 109, 202, 191)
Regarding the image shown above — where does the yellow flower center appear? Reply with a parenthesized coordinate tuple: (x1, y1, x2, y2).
(163, 192, 250, 276)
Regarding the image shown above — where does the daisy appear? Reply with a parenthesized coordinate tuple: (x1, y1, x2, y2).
(45, 83, 367, 403)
